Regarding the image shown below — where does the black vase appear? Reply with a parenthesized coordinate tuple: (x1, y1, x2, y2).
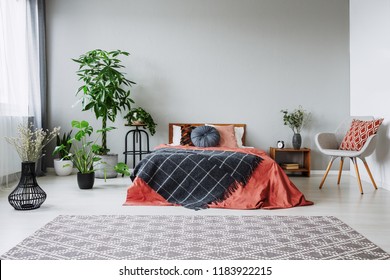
(292, 133, 302, 149)
(77, 172, 95, 189)
(8, 161, 46, 210)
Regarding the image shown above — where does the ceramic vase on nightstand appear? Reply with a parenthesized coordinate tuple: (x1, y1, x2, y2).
(292, 133, 302, 149)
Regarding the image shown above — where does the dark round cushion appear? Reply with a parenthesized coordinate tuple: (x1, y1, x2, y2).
(191, 125, 220, 147)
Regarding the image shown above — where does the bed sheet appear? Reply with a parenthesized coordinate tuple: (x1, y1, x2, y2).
(124, 145, 313, 209)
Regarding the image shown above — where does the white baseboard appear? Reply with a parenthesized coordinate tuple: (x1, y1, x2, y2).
(349, 171, 390, 191)
(380, 184, 390, 191)
(312, 170, 390, 191)
(310, 170, 350, 175)
(46, 167, 390, 191)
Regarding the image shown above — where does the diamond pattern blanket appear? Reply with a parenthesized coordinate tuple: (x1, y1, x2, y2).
(130, 148, 262, 209)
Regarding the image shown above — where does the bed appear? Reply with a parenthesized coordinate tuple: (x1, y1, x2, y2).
(124, 123, 313, 210)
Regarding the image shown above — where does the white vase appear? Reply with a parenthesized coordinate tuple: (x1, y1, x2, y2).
(53, 159, 73, 176)
(94, 154, 118, 179)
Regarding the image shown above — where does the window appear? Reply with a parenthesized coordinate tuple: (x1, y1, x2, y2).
(0, 0, 29, 117)
(1, 0, 44, 185)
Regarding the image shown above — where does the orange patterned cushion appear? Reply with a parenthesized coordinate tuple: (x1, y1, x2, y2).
(180, 125, 195, 146)
(339, 118, 384, 151)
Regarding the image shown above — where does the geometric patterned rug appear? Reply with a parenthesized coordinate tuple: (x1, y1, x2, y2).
(1, 215, 389, 260)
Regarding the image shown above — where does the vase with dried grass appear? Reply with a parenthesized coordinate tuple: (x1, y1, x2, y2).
(5, 123, 60, 210)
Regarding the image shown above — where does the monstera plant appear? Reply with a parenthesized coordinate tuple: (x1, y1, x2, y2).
(73, 49, 136, 178)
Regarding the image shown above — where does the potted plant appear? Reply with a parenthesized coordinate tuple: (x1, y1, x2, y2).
(5, 123, 60, 209)
(281, 106, 310, 149)
(72, 49, 135, 178)
(52, 131, 74, 176)
(124, 107, 157, 135)
(55, 120, 102, 189)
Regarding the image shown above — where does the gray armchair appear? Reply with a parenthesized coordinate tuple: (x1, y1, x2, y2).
(315, 116, 378, 194)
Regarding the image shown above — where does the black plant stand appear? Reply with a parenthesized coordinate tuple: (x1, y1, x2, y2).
(8, 161, 47, 210)
(123, 125, 151, 169)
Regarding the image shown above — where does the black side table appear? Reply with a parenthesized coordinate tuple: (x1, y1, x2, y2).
(123, 125, 151, 168)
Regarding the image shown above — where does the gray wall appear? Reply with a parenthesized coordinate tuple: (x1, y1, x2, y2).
(350, 0, 390, 190)
(46, 0, 350, 169)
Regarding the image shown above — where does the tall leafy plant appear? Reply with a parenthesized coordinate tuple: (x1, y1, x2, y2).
(73, 49, 135, 155)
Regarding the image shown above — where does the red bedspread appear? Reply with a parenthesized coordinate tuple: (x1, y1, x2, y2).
(124, 145, 313, 209)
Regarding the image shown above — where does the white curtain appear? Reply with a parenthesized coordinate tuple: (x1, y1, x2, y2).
(0, 0, 43, 188)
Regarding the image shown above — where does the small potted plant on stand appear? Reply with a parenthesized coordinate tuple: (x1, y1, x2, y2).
(73, 49, 135, 179)
(124, 107, 157, 135)
(52, 131, 73, 176)
(281, 106, 310, 149)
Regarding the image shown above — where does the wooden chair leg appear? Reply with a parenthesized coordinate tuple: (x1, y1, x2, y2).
(362, 159, 378, 190)
(319, 157, 335, 189)
(337, 157, 344, 185)
(351, 157, 364, 194)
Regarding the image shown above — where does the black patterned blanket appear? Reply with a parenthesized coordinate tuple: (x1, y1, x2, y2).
(130, 148, 262, 210)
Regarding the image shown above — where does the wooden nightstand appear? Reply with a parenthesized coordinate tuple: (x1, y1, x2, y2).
(269, 147, 311, 177)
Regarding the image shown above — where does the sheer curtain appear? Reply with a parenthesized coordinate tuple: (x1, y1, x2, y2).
(0, 0, 46, 188)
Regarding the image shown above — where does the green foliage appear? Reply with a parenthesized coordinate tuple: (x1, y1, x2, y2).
(55, 120, 102, 174)
(281, 106, 310, 134)
(124, 107, 157, 135)
(114, 162, 131, 177)
(73, 49, 136, 155)
(52, 130, 72, 160)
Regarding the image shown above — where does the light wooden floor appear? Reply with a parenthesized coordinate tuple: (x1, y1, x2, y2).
(1, 172, 389, 256)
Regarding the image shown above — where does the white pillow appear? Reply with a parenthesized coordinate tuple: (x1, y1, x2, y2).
(172, 125, 181, 145)
(234, 127, 244, 148)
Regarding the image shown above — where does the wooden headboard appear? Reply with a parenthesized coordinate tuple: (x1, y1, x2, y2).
(169, 123, 246, 145)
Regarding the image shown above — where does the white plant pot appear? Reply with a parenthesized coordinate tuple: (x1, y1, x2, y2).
(94, 154, 118, 179)
(53, 159, 73, 176)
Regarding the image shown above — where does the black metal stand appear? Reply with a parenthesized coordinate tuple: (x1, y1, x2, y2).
(123, 125, 150, 169)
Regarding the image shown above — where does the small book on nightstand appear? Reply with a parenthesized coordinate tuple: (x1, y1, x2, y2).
(281, 163, 300, 170)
